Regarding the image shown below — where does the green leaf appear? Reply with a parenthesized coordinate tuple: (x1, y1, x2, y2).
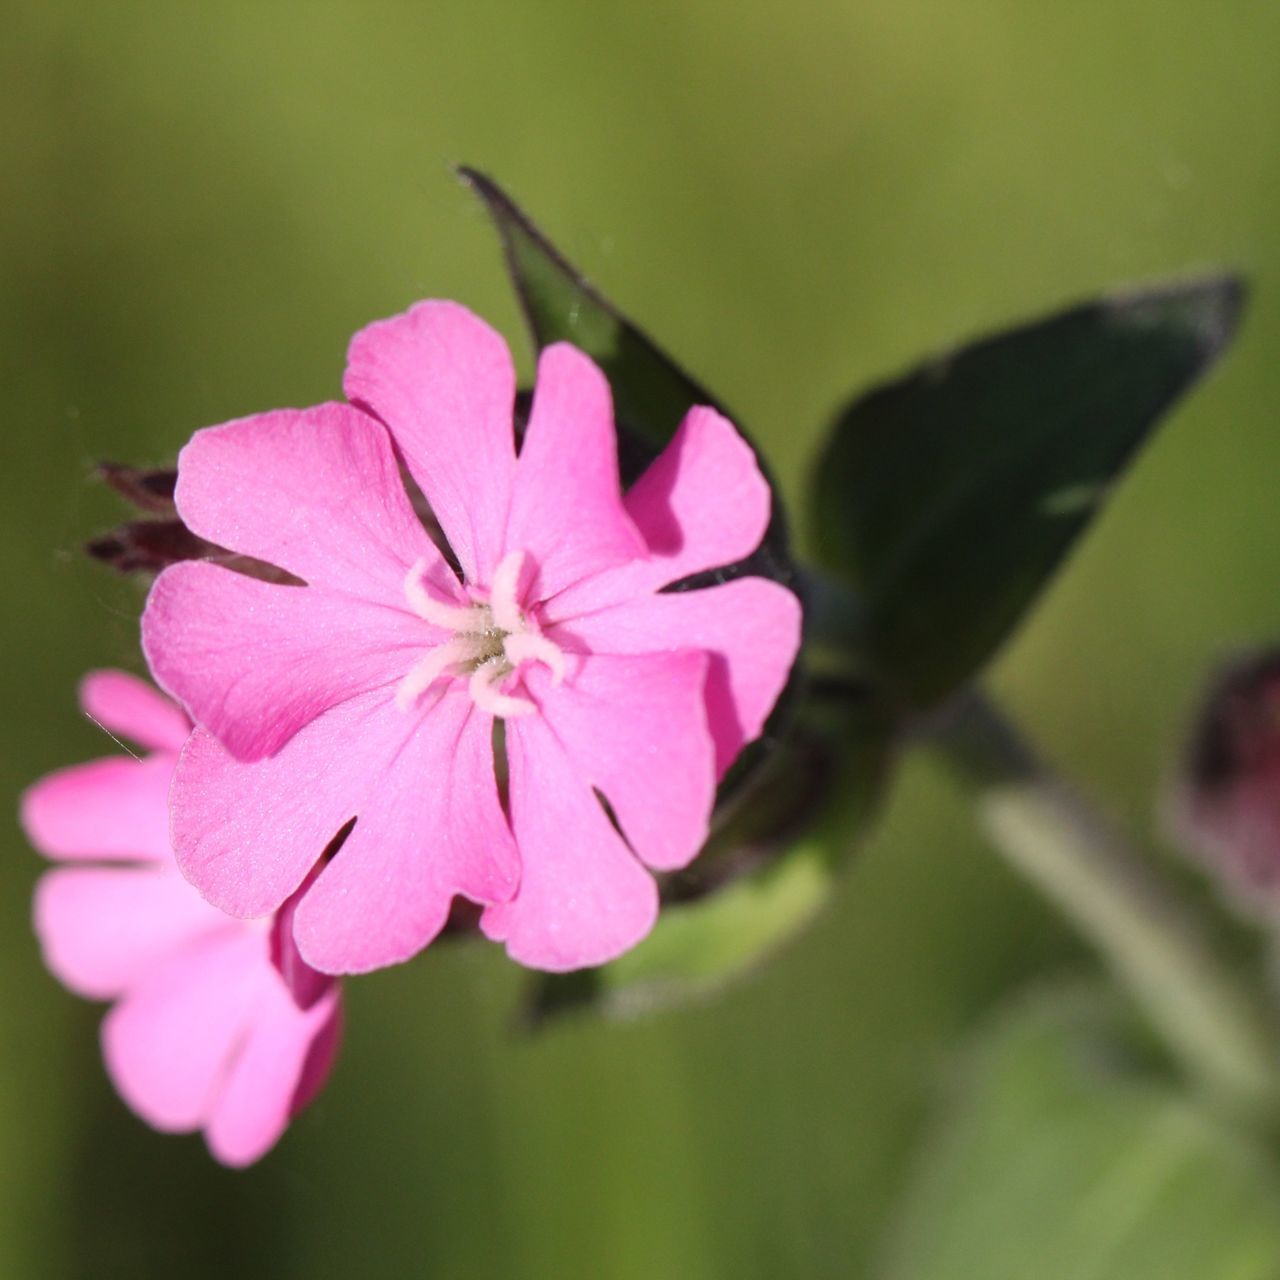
(880, 986, 1280, 1280)
(459, 168, 716, 451)
(522, 685, 894, 1025)
(812, 277, 1246, 706)
(459, 167, 791, 585)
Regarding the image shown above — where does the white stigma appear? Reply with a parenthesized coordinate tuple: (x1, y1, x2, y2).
(395, 550, 567, 716)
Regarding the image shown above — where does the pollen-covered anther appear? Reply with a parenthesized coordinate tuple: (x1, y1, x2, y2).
(394, 637, 481, 712)
(468, 661, 536, 718)
(403, 559, 484, 631)
(396, 550, 568, 715)
(503, 631, 567, 684)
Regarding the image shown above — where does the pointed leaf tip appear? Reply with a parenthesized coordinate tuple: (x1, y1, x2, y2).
(457, 165, 727, 443)
(1104, 272, 1247, 363)
(812, 272, 1250, 707)
(458, 166, 794, 591)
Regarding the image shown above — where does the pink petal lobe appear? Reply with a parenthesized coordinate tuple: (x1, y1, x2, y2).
(344, 301, 517, 584)
(143, 560, 430, 760)
(290, 996, 344, 1114)
(34, 864, 232, 999)
(481, 716, 658, 971)
(505, 344, 645, 597)
(79, 670, 190, 753)
(174, 403, 449, 607)
(295, 690, 518, 974)
(102, 928, 266, 1133)
(558, 577, 802, 777)
(625, 406, 770, 582)
(172, 690, 411, 919)
(205, 982, 341, 1168)
(20, 755, 175, 863)
(271, 877, 333, 1010)
(535, 651, 714, 871)
(550, 406, 772, 616)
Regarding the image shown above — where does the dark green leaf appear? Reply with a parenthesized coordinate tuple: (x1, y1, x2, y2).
(459, 168, 717, 451)
(879, 986, 1280, 1280)
(459, 166, 792, 586)
(812, 277, 1246, 706)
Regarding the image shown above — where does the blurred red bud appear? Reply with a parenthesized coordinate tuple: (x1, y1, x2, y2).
(1170, 648, 1280, 904)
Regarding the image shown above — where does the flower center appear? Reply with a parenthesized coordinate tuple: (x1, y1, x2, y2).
(395, 549, 566, 717)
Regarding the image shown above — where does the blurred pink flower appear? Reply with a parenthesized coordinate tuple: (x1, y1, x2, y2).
(142, 301, 801, 973)
(20, 671, 341, 1168)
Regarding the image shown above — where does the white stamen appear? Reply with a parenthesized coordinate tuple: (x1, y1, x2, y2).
(469, 661, 535, 718)
(489, 550, 527, 634)
(503, 631, 568, 685)
(404, 559, 482, 631)
(397, 547, 567, 719)
(395, 637, 481, 711)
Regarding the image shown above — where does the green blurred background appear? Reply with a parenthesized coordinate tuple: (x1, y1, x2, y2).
(6, 1, 1280, 1276)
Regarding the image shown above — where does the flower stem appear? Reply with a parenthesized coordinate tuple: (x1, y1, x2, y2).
(927, 690, 1280, 1123)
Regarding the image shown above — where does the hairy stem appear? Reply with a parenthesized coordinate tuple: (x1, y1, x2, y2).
(929, 690, 1280, 1123)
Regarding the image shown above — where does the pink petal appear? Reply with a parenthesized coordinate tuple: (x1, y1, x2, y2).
(294, 689, 518, 974)
(20, 755, 175, 863)
(102, 928, 267, 1132)
(505, 344, 645, 597)
(172, 689, 412, 919)
(34, 864, 232, 999)
(174, 403, 451, 608)
(549, 406, 772, 615)
(481, 715, 658, 971)
(625, 406, 771, 581)
(143, 560, 431, 760)
(270, 875, 334, 1010)
(534, 651, 714, 871)
(555, 577, 802, 777)
(79, 670, 190, 754)
(290, 996, 344, 1114)
(344, 301, 517, 584)
(204, 981, 341, 1168)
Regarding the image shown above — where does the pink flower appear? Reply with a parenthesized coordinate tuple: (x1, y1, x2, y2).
(20, 671, 341, 1168)
(142, 301, 801, 973)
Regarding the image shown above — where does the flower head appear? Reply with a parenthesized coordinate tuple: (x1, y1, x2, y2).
(142, 302, 802, 972)
(20, 672, 341, 1167)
